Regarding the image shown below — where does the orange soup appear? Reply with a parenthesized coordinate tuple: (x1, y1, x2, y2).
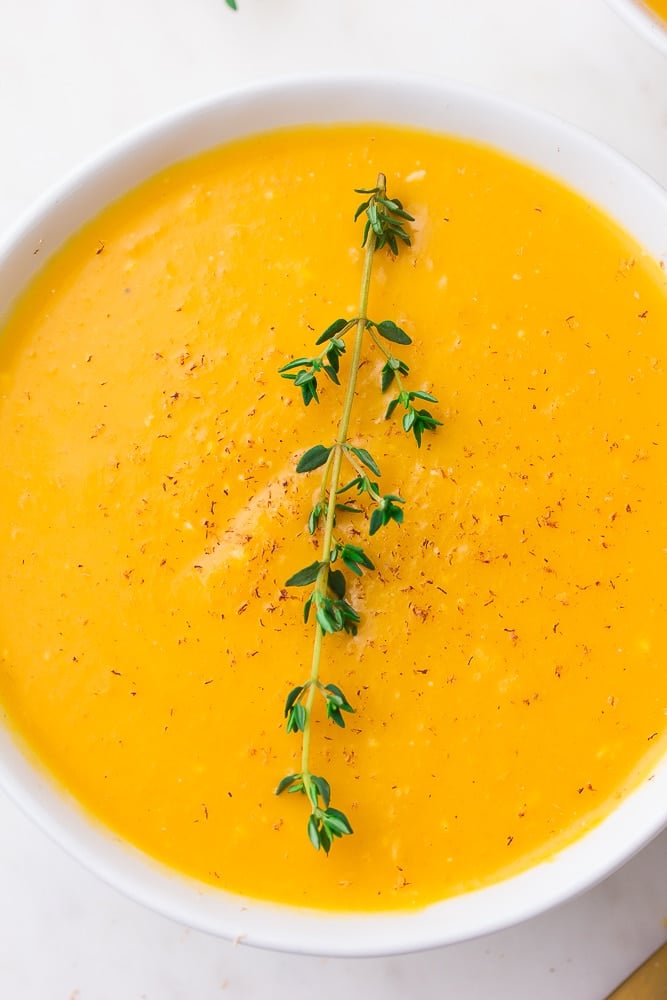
(0, 125, 666, 911)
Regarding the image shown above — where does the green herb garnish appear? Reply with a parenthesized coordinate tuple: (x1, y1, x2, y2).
(275, 174, 441, 853)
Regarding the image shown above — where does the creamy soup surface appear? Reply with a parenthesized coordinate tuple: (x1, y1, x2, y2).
(0, 125, 666, 911)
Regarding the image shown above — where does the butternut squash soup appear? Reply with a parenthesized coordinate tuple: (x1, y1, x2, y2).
(0, 125, 666, 912)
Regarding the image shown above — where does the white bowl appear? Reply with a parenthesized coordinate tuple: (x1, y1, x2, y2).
(607, 0, 667, 56)
(0, 75, 666, 957)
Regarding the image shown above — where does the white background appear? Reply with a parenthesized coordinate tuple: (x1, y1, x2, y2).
(1, 1, 666, 997)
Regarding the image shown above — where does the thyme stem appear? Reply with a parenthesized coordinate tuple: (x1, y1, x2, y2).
(276, 171, 438, 853)
(300, 174, 382, 803)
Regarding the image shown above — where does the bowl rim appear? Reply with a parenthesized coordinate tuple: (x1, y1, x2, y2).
(0, 72, 666, 957)
(606, 0, 667, 57)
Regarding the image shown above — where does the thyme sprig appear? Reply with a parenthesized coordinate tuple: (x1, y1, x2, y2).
(276, 175, 441, 852)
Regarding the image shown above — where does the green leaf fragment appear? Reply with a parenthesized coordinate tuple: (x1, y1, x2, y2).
(315, 317, 350, 345)
(286, 702, 307, 734)
(369, 494, 405, 536)
(285, 561, 323, 587)
(410, 409, 443, 447)
(375, 320, 412, 345)
(348, 445, 381, 477)
(380, 362, 396, 393)
(334, 503, 362, 515)
(323, 683, 354, 712)
(323, 682, 355, 728)
(308, 503, 322, 535)
(296, 443, 332, 473)
(322, 806, 354, 837)
(307, 813, 322, 850)
(409, 389, 438, 403)
(339, 543, 375, 576)
(275, 773, 301, 796)
(278, 357, 314, 373)
(284, 685, 304, 716)
(337, 476, 362, 495)
(294, 370, 315, 387)
(369, 507, 383, 536)
(385, 397, 400, 419)
(311, 774, 331, 809)
(306, 804, 354, 853)
(327, 568, 346, 599)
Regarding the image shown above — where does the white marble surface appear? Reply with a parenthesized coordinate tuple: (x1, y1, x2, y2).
(0, 1, 666, 997)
